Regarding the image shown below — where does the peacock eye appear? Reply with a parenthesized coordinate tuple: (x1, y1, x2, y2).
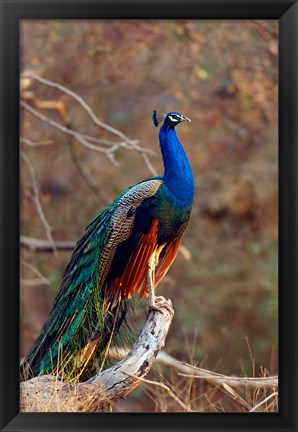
(168, 114, 180, 122)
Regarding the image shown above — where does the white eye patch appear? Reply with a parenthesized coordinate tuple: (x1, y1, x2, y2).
(168, 115, 180, 122)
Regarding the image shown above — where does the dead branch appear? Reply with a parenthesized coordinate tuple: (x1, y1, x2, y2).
(21, 151, 56, 252)
(125, 373, 193, 412)
(21, 73, 136, 145)
(249, 391, 278, 412)
(20, 235, 75, 252)
(66, 136, 112, 202)
(21, 100, 121, 155)
(20, 298, 174, 412)
(157, 353, 278, 388)
(20, 74, 158, 174)
(20, 236, 193, 266)
(20, 73, 156, 156)
(21, 259, 50, 286)
(20, 137, 54, 147)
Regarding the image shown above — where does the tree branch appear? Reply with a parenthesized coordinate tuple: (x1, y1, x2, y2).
(21, 151, 56, 252)
(21, 73, 138, 145)
(20, 298, 174, 412)
(21, 100, 121, 155)
(249, 392, 278, 412)
(20, 235, 75, 252)
(21, 259, 50, 286)
(164, 357, 278, 388)
(20, 137, 54, 147)
(20, 74, 158, 174)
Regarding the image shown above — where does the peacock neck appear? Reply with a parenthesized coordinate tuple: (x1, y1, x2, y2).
(159, 124, 194, 207)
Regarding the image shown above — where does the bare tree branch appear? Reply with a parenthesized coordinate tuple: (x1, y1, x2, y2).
(172, 360, 278, 388)
(21, 99, 157, 176)
(21, 151, 56, 252)
(21, 259, 50, 286)
(21, 100, 122, 154)
(20, 74, 158, 175)
(20, 235, 75, 252)
(21, 74, 137, 144)
(125, 372, 193, 412)
(177, 371, 278, 388)
(91, 347, 278, 390)
(70, 131, 155, 155)
(20, 299, 174, 412)
(67, 137, 111, 203)
(249, 392, 278, 412)
(20, 137, 54, 147)
(142, 152, 158, 177)
(21, 74, 156, 154)
(20, 236, 193, 267)
(21, 278, 49, 287)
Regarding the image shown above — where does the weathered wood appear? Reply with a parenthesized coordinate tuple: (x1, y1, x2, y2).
(20, 235, 75, 252)
(20, 297, 174, 412)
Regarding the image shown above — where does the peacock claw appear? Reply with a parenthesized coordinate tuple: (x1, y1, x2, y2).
(148, 296, 174, 316)
(149, 304, 164, 314)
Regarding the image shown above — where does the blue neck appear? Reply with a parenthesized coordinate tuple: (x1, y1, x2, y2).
(159, 124, 194, 207)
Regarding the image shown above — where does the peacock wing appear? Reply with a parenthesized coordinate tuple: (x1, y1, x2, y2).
(21, 178, 163, 380)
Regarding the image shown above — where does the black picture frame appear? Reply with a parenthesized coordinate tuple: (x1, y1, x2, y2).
(0, 0, 297, 431)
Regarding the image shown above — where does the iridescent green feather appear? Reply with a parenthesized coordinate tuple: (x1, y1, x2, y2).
(21, 197, 123, 381)
(20, 179, 162, 382)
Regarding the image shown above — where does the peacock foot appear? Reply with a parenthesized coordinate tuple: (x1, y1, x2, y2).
(148, 296, 174, 316)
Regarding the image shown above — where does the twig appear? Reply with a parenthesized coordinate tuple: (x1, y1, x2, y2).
(21, 151, 56, 252)
(20, 235, 75, 252)
(141, 152, 158, 177)
(101, 349, 278, 389)
(106, 152, 120, 167)
(21, 99, 157, 177)
(20, 137, 54, 147)
(21, 278, 49, 286)
(21, 101, 120, 154)
(245, 336, 256, 377)
(71, 131, 155, 155)
(156, 352, 278, 388)
(124, 372, 192, 412)
(20, 236, 192, 267)
(67, 137, 111, 203)
(249, 392, 278, 412)
(20, 74, 156, 154)
(157, 354, 251, 411)
(21, 74, 136, 144)
(21, 259, 50, 286)
(20, 74, 158, 175)
(177, 372, 278, 388)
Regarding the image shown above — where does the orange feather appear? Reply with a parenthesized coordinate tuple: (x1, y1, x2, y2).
(137, 235, 183, 298)
(106, 219, 183, 303)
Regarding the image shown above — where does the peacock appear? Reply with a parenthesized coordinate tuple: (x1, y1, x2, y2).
(20, 110, 194, 382)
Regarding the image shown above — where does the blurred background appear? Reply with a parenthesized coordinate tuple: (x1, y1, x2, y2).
(20, 19, 278, 412)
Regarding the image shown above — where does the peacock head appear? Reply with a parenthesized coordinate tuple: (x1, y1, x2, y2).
(152, 110, 191, 129)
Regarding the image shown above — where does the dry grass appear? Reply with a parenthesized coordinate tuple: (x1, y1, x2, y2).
(21, 348, 278, 413)
(127, 354, 278, 413)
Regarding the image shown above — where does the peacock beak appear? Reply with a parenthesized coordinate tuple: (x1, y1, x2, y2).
(182, 116, 191, 123)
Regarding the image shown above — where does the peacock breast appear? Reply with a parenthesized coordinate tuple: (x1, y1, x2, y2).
(154, 184, 192, 244)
